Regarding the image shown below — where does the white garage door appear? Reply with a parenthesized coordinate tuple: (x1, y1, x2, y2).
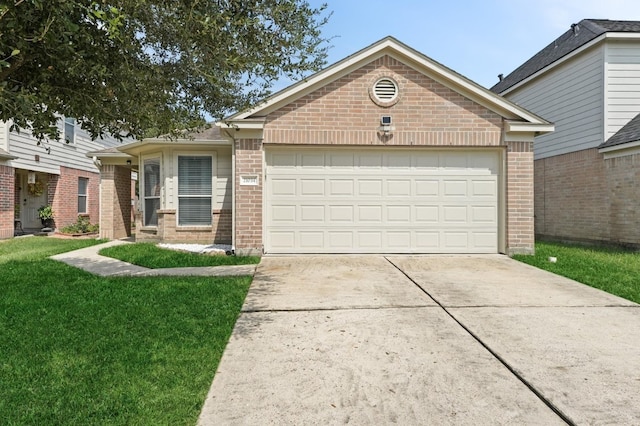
(265, 148, 500, 254)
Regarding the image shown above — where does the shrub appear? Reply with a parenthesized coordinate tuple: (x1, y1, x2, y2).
(61, 216, 99, 234)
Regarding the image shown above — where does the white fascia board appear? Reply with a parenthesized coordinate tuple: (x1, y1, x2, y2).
(501, 33, 640, 96)
(505, 121, 555, 134)
(218, 118, 266, 130)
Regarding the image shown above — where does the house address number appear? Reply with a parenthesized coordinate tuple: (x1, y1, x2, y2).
(240, 175, 259, 186)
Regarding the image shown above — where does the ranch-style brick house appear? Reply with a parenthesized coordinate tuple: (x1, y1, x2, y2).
(92, 37, 553, 255)
(492, 19, 640, 247)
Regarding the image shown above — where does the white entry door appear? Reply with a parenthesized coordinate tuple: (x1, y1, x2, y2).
(265, 148, 500, 254)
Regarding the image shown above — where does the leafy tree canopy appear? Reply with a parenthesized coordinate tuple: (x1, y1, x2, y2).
(0, 0, 329, 142)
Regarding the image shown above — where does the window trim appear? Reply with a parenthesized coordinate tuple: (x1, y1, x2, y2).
(141, 153, 162, 227)
(63, 117, 76, 144)
(174, 152, 216, 228)
(78, 177, 89, 214)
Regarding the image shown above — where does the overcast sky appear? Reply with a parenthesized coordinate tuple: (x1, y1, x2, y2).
(280, 0, 640, 90)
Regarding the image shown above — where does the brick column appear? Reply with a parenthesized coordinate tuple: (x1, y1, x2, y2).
(235, 139, 263, 254)
(0, 165, 15, 239)
(506, 142, 534, 255)
(100, 165, 131, 240)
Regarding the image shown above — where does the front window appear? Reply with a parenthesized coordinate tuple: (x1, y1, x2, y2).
(64, 117, 75, 144)
(78, 177, 88, 214)
(178, 155, 212, 226)
(143, 158, 161, 226)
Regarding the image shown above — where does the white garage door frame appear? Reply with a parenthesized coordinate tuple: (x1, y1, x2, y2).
(262, 145, 506, 254)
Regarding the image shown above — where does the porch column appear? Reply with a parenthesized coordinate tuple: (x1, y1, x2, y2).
(100, 165, 131, 240)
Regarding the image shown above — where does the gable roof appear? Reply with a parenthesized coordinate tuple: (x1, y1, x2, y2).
(599, 112, 640, 149)
(491, 19, 640, 94)
(223, 36, 552, 133)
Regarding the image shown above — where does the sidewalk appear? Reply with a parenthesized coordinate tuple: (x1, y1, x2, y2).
(50, 239, 257, 277)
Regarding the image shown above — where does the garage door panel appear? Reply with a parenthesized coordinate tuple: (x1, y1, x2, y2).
(415, 206, 439, 222)
(358, 153, 383, 168)
(471, 206, 497, 223)
(415, 179, 439, 196)
(443, 180, 468, 196)
(266, 149, 499, 254)
(330, 153, 355, 168)
(358, 232, 383, 248)
(299, 231, 324, 248)
(358, 205, 382, 222)
(300, 205, 325, 222)
(271, 179, 296, 196)
(300, 152, 325, 168)
(358, 180, 383, 196)
(329, 205, 354, 222)
(300, 179, 324, 196)
(271, 205, 296, 222)
(329, 179, 354, 196)
(387, 179, 411, 196)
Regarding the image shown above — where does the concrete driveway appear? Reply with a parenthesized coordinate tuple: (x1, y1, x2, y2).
(198, 255, 640, 425)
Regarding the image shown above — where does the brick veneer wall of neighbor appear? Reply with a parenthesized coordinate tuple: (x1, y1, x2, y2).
(534, 147, 640, 247)
(48, 166, 100, 230)
(233, 55, 534, 254)
(0, 165, 15, 239)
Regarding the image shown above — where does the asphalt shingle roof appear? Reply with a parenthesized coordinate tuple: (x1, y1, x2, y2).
(491, 19, 640, 94)
(599, 112, 640, 149)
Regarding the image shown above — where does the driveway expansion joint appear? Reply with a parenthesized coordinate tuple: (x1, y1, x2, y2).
(384, 256, 575, 426)
(241, 305, 437, 314)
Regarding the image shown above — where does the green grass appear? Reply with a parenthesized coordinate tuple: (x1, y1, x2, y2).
(0, 237, 251, 425)
(513, 241, 640, 303)
(100, 242, 261, 269)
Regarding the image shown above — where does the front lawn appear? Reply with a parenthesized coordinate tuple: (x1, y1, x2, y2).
(100, 242, 261, 269)
(513, 241, 640, 304)
(0, 237, 251, 425)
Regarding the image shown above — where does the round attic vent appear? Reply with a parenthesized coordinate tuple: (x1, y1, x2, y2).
(373, 78, 398, 102)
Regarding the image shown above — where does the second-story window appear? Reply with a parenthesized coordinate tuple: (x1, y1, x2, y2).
(64, 117, 75, 144)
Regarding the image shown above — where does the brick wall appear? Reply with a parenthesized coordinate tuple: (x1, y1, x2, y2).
(265, 55, 502, 146)
(231, 55, 535, 254)
(235, 139, 263, 252)
(605, 153, 640, 245)
(143, 209, 232, 244)
(506, 142, 534, 254)
(534, 148, 610, 243)
(0, 165, 15, 239)
(99, 165, 131, 240)
(50, 166, 100, 230)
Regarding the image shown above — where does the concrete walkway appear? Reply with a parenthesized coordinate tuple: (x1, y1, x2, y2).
(198, 255, 640, 425)
(50, 239, 257, 277)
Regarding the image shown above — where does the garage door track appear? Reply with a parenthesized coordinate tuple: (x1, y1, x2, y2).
(198, 255, 640, 425)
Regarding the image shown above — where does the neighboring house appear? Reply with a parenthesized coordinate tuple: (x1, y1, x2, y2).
(92, 37, 552, 255)
(0, 118, 134, 238)
(492, 19, 640, 247)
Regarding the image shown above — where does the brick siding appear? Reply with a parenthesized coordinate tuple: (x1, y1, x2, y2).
(264, 55, 502, 146)
(606, 153, 640, 245)
(0, 165, 15, 239)
(235, 139, 263, 252)
(49, 166, 100, 230)
(506, 142, 534, 254)
(99, 165, 131, 240)
(231, 55, 533, 254)
(136, 209, 232, 244)
(534, 148, 610, 243)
